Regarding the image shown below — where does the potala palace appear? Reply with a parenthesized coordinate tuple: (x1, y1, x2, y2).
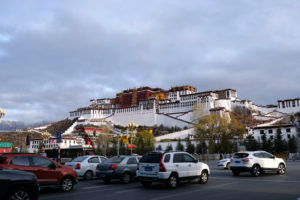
(66, 85, 300, 142)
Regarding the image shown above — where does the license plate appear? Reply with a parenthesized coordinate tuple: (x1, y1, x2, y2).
(99, 174, 106, 178)
(235, 161, 240, 164)
(145, 167, 152, 172)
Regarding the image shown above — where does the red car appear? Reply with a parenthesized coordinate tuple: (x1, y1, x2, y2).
(0, 153, 77, 192)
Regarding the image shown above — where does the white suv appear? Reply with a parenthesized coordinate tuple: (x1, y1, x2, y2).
(136, 151, 210, 188)
(230, 151, 286, 177)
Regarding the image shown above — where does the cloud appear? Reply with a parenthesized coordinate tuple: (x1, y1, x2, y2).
(0, 0, 300, 123)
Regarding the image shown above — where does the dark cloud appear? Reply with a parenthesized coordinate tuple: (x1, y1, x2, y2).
(0, 0, 300, 123)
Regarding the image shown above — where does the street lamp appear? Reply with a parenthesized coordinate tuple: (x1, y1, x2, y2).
(234, 135, 239, 152)
(126, 121, 138, 155)
(41, 131, 51, 152)
(0, 107, 5, 124)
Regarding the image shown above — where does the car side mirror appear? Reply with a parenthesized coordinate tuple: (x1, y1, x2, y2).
(49, 163, 56, 170)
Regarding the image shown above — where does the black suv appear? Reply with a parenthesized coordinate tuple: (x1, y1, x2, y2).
(0, 168, 40, 200)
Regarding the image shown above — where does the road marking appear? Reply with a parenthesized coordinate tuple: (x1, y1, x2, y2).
(150, 182, 239, 200)
(115, 188, 140, 194)
(40, 185, 139, 200)
(83, 185, 109, 189)
(210, 177, 300, 183)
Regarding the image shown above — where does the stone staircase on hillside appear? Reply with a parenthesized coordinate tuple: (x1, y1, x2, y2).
(63, 120, 79, 135)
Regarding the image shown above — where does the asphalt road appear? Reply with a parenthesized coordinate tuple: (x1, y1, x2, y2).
(40, 161, 300, 200)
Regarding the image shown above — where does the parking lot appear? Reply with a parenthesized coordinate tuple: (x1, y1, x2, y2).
(40, 161, 300, 200)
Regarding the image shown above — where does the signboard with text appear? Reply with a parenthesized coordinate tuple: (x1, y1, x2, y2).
(0, 142, 12, 148)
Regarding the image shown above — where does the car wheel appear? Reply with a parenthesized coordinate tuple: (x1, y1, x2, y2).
(8, 187, 33, 200)
(199, 170, 209, 184)
(141, 181, 152, 187)
(84, 171, 93, 180)
(167, 174, 178, 189)
(277, 163, 286, 175)
(252, 165, 261, 177)
(103, 177, 111, 183)
(226, 163, 230, 170)
(60, 177, 74, 192)
(232, 170, 240, 176)
(121, 172, 131, 183)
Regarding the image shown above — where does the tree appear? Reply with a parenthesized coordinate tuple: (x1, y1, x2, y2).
(274, 128, 284, 154)
(186, 138, 195, 154)
(165, 144, 173, 151)
(266, 138, 274, 153)
(244, 135, 260, 151)
(194, 109, 246, 152)
(135, 130, 155, 155)
(218, 133, 233, 153)
(190, 103, 209, 124)
(195, 113, 221, 153)
(96, 134, 113, 156)
(176, 139, 184, 151)
(196, 142, 207, 154)
(261, 133, 268, 151)
(288, 136, 298, 153)
(119, 139, 126, 155)
(228, 114, 246, 139)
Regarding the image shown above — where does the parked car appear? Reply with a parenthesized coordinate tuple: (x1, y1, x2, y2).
(96, 155, 140, 183)
(136, 151, 210, 189)
(0, 153, 77, 192)
(217, 158, 231, 169)
(230, 151, 286, 177)
(0, 168, 39, 200)
(65, 155, 107, 180)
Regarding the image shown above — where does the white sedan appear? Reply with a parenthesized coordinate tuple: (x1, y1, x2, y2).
(217, 158, 231, 169)
(65, 155, 107, 180)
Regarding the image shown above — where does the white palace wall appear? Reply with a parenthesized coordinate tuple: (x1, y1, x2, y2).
(110, 108, 156, 127)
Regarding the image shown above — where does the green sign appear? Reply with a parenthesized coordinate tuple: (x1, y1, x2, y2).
(0, 142, 12, 148)
(239, 145, 246, 152)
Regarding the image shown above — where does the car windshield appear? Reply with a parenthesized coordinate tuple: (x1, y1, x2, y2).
(140, 153, 162, 163)
(233, 153, 249, 158)
(105, 156, 125, 163)
(71, 156, 87, 162)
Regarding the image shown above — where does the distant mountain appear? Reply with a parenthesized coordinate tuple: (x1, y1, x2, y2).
(0, 120, 51, 131)
(0, 120, 25, 131)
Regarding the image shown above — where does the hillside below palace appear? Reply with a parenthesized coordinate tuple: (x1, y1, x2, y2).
(69, 85, 300, 129)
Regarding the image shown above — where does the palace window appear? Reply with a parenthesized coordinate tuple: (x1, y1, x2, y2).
(270, 136, 273, 140)
(286, 128, 291, 133)
(268, 130, 273, 134)
(287, 134, 291, 139)
(282, 102, 285, 108)
(260, 130, 264, 134)
(292, 101, 296, 107)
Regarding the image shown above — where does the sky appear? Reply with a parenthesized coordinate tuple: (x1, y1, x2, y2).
(0, 0, 300, 123)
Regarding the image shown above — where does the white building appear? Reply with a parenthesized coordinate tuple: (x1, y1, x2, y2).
(278, 98, 300, 114)
(250, 124, 297, 142)
(68, 85, 300, 146)
(28, 137, 84, 153)
(69, 86, 239, 130)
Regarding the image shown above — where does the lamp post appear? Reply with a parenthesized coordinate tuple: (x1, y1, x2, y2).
(126, 121, 138, 155)
(41, 131, 51, 153)
(234, 135, 239, 152)
(0, 108, 5, 124)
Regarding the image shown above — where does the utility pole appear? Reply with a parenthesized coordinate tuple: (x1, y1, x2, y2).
(117, 133, 120, 156)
